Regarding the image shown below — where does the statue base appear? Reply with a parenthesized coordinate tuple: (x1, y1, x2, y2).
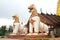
(7, 33, 48, 39)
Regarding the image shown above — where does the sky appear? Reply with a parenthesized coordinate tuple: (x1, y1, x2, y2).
(0, 0, 58, 27)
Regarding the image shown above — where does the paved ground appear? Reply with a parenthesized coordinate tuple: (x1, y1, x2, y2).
(0, 38, 23, 40)
(0, 38, 60, 40)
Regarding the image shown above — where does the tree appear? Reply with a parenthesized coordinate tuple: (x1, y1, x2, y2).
(0, 25, 7, 36)
(7, 25, 13, 33)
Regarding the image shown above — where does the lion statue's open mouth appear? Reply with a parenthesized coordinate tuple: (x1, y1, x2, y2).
(28, 7, 33, 12)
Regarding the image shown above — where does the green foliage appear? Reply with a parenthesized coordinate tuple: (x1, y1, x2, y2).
(25, 38, 30, 40)
(1, 36, 5, 38)
(25, 38, 49, 40)
(34, 38, 42, 40)
(0, 26, 7, 36)
(0, 25, 13, 36)
(7, 26, 13, 33)
(43, 38, 49, 40)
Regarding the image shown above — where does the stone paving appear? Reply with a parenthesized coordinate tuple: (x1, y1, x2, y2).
(0, 38, 60, 40)
(0, 38, 23, 40)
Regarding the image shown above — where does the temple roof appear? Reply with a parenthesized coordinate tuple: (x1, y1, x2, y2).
(39, 13, 60, 26)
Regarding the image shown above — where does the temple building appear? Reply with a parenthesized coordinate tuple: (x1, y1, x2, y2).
(39, 12, 60, 37)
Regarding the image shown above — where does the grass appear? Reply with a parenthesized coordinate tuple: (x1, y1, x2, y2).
(0, 36, 7, 38)
(25, 38, 49, 40)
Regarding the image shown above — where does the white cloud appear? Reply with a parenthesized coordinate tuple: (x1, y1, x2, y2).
(0, 0, 58, 26)
(0, 18, 13, 27)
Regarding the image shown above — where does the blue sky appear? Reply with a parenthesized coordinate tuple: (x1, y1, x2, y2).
(0, 0, 58, 26)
